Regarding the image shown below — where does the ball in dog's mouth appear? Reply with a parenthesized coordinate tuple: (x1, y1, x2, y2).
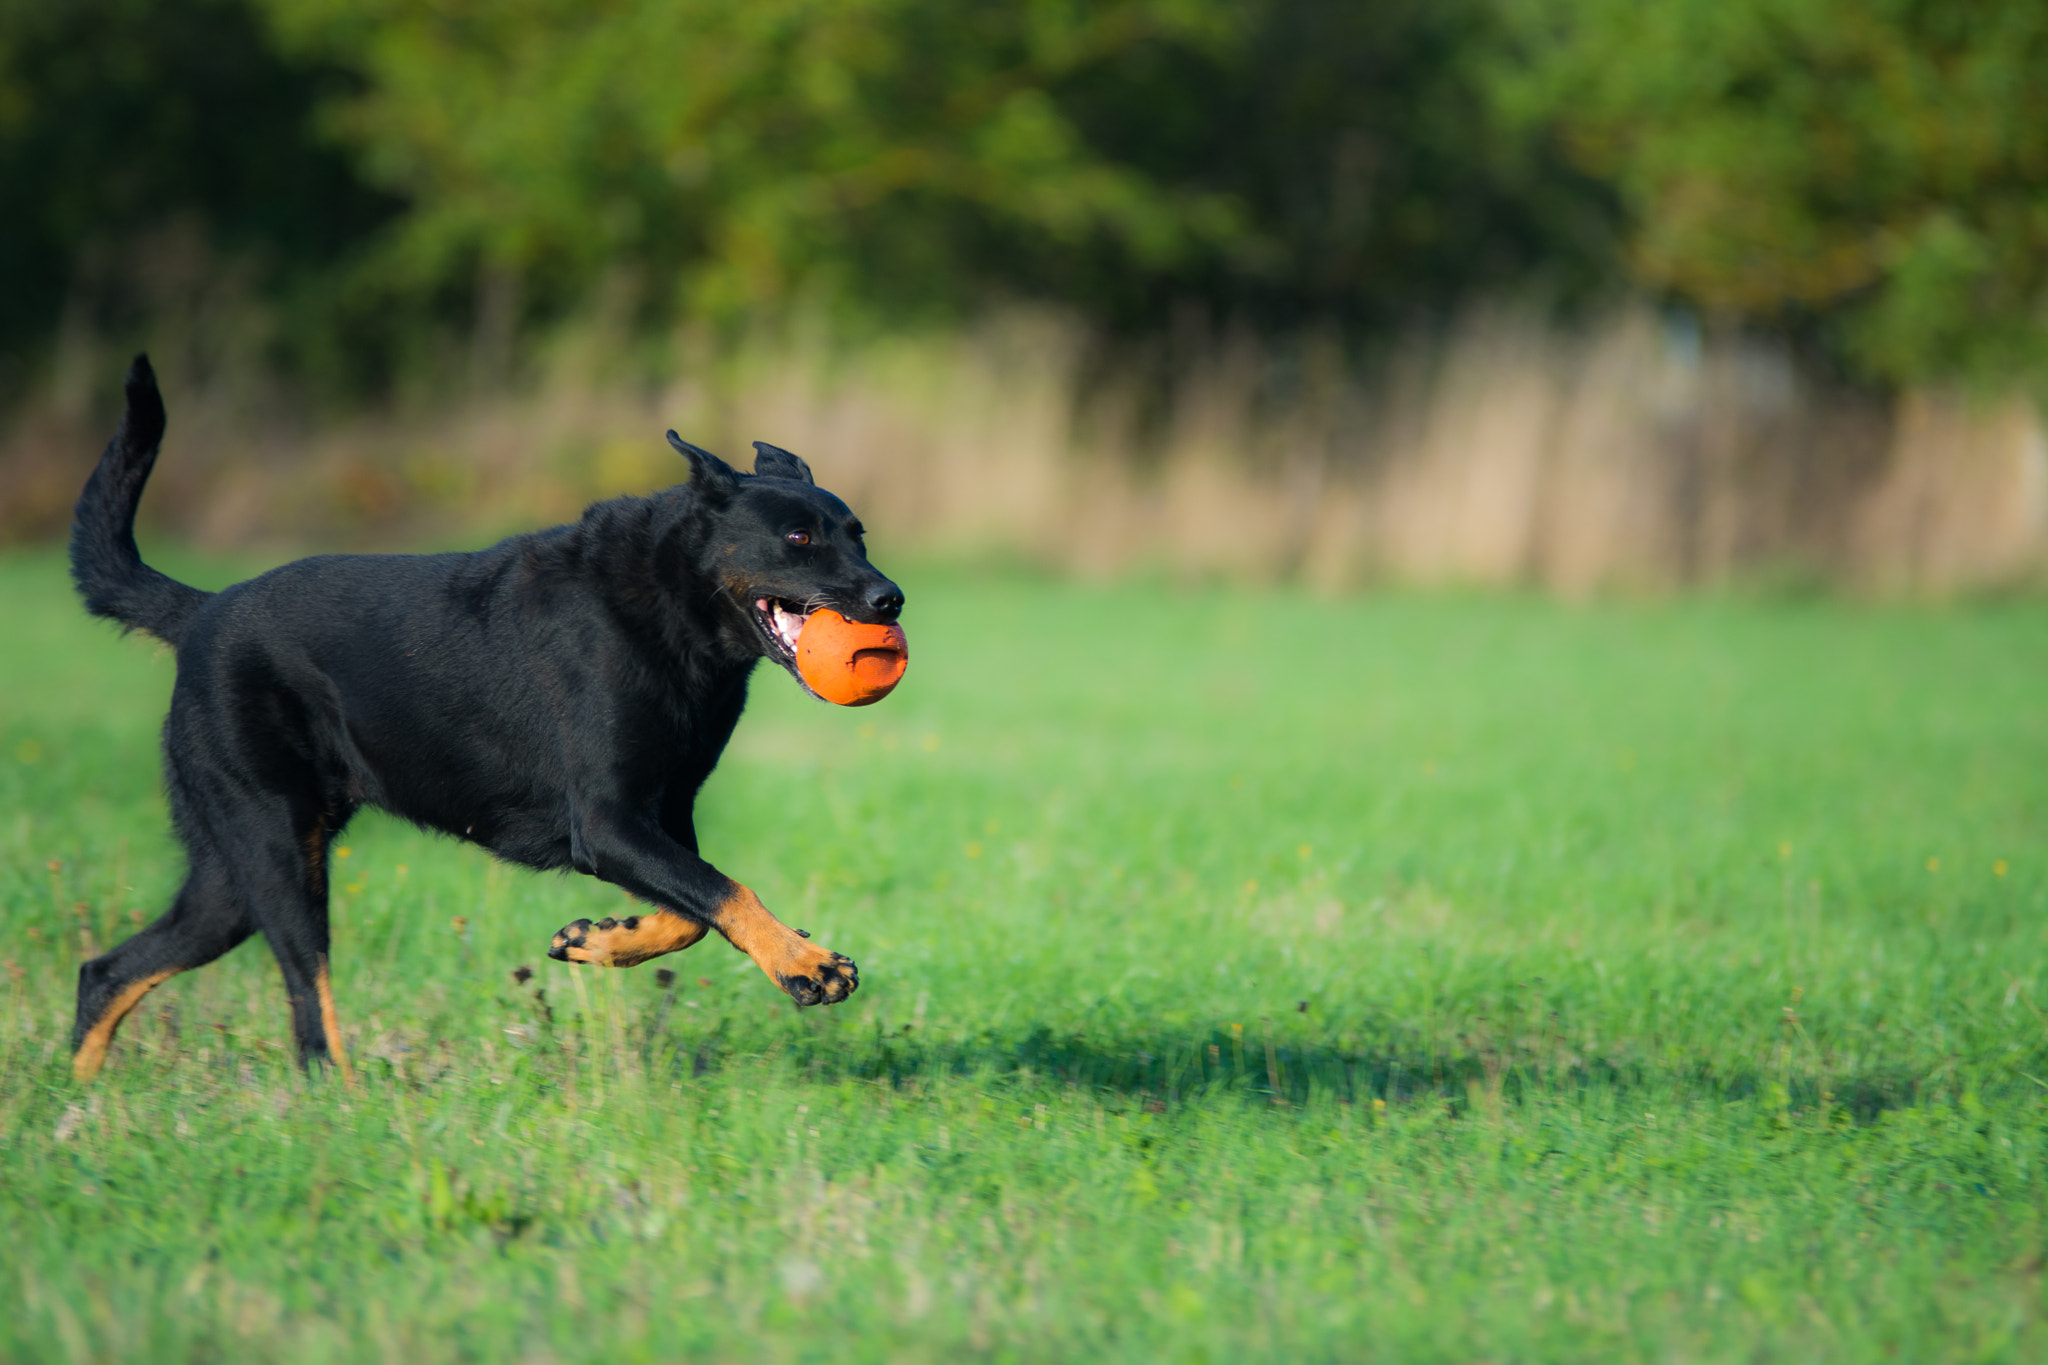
(753, 599, 909, 706)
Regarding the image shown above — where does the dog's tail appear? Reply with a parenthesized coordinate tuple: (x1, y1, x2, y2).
(69, 355, 212, 646)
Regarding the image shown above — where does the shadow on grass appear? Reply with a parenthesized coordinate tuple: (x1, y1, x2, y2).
(624, 1011, 1970, 1122)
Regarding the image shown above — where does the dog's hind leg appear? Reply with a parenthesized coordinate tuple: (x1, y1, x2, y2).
(72, 853, 252, 1081)
(231, 800, 355, 1084)
(548, 908, 710, 966)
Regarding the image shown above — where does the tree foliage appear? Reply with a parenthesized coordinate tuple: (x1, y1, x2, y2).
(0, 0, 392, 371)
(0, 0, 2041, 392)
(256, 0, 1599, 336)
(257, 0, 1251, 324)
(1497, 0, 2048, 387)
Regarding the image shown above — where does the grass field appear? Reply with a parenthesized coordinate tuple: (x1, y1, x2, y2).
(3, 546, 2047, 1363)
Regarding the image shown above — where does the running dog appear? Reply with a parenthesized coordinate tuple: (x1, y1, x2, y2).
(67, 355, 901, 1082)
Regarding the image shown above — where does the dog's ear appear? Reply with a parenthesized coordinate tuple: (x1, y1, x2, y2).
(667, 431, 740, 494)
(750, 440, 814, 485)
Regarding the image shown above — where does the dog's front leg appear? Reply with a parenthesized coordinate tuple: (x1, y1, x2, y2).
(552, 810, 857, 1006)
(692, 880, 858, 1006)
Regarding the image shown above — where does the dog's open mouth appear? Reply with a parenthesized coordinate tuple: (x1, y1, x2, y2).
(753, 597, 811, 665)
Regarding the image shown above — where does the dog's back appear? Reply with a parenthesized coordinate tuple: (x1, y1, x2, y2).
(167, 545, 565, 848)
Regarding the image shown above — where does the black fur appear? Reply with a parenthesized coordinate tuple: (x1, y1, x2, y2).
(68, 354, 903, 1072)
(70, 357, 212, 644)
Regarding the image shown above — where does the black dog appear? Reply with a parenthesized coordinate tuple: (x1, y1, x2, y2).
(67, 355, 902, 1082)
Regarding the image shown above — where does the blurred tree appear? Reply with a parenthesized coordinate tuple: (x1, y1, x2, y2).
(1042, 0, 1616, 332)
(0, 0, 395, 386)
(7, 0, 2038, 397)
(1496, 0, 2048, 389)
(254, 0, 1611, 343)
(255, 0, 1252, 331)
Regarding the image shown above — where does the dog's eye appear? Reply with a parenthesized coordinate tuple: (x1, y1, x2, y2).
(785, 530, 811, 547)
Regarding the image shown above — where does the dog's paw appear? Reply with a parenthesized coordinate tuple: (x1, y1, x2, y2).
(548, 909, 708, 967)
(773, 941, 859, 1006)
(548, 918, 597, 961)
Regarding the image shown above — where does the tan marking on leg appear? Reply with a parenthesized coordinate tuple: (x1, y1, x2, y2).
(72, 969, 177, 1082)
(552, 908, 709, 967)
(315, 957, 355, 1089)
(705, 884, 857, 1006)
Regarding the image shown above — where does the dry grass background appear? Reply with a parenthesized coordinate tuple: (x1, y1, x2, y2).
(3, 301, 2043, 594)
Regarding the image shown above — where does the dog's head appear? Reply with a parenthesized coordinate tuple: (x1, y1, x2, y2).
(667, 432, 905, 689)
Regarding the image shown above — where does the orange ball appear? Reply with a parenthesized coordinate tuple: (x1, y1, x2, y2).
(795, 609, 909, 706)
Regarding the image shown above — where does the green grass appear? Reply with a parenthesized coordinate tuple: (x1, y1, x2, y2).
(3, 546, 2047, 1362)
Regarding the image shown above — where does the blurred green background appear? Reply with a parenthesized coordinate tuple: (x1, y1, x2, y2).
(8, 0, 2047, 388)
(1, 0, 2045, 582)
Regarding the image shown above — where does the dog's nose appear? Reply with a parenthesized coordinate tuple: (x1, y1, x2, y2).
(863, 582, 905, 621)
